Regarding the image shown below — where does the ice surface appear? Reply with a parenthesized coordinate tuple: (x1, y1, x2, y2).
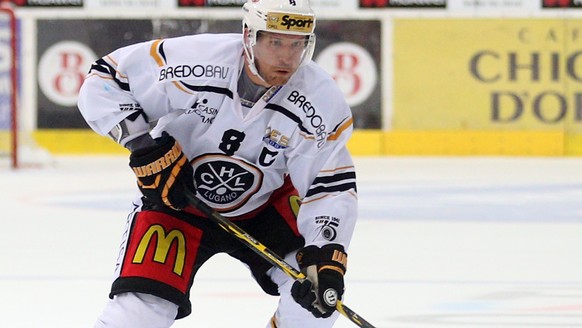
(1, 156, 581, 327)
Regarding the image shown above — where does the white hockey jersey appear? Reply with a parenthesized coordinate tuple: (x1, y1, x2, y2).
(77, 33, 357, 249)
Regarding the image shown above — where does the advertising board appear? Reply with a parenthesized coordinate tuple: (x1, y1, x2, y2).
(393, 18, 582, 132)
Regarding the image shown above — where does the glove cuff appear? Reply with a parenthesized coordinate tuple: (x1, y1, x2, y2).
(130, 131, 174, 157)
(130, 132, 184, 177)
(128, 131, 194, 210)
(296, 244, 348, 275)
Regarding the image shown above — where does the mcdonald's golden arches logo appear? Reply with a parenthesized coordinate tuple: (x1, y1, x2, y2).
(132, 224, 186, 276)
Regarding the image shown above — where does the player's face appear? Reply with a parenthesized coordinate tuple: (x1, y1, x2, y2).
(253, 32, 309, 86)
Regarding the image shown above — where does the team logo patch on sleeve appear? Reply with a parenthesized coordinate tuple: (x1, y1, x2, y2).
(192, 154, 263, 212)
(315, 215, 340, 241)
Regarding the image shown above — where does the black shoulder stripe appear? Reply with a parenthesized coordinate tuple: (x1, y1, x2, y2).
(306, 170, 357, 198)
(312, 172, 356, 185)
(305, 182, 357, 198)
(88, 60, 108, 74)
(90, 58, 130, 92)
(181, 82, 234, 99)
(265, 104, 311, 134)
(158, 41, 167, 63)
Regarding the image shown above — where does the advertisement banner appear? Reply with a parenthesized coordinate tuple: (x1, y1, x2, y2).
(177, 0, 356, 9)
(37, 20, 154, 129)
(448, 0, 538, 11)
(85, 0, 172, 9)
(177, 0, 243, 7)
(37, 19, 381, 129)
(12, 0, 82, 6)
(310, 0, 357, 10)
(359, 0, 446, 8)
(314, 20, 382, 129)
(542, 0, 582, 8)
(393, 19, 582, 131)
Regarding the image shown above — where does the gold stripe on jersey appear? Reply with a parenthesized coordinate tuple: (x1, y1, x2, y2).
(149, 40, 198, 95)
(105, 56, 129, 82)
(298, 132, 315, 141)
(150, 39, 166, 67)
(105, 55, 120, 69)
(296, 117, 353, 144)
(270, 314, 278, 328)
(328, 117, 353, 141)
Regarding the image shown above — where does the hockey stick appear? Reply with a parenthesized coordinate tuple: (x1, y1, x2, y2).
(184, 192, 376, 328)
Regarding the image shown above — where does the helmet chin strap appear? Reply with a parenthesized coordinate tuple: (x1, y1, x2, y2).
(243, 27, 270, 86)
(247, 58, 269, 86)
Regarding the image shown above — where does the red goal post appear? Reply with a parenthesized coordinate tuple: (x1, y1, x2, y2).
(0, 3, 51, 169)
(0, 3, 17, 168)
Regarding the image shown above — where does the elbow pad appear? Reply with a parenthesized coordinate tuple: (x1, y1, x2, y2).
(108, 111, 150, 148)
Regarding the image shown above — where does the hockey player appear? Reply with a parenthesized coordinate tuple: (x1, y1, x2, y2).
(77, 0, 357, 327)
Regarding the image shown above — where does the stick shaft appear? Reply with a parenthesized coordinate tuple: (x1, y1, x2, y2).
(185, 193, 376, 328)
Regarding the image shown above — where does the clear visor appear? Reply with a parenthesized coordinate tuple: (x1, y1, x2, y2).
(253, 31, 313, 68)
(244, 28, 316, 81)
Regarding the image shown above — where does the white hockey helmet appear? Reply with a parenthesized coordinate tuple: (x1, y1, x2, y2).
(242, 0, 317, 80)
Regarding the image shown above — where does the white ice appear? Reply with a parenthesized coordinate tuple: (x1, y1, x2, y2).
(1, 156, 581, 328)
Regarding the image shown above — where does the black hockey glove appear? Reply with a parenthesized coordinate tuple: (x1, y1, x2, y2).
(129, 131, 195, 210)
(291, 244, 347, 318)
